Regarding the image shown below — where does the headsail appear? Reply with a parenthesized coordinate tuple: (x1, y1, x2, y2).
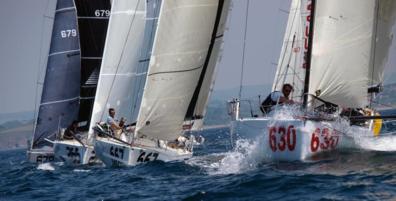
(184, 1, 230, 130)
(135, 0, 230, 141)
(88, 0, 146, 135)
(369, 0, 396, 87)
(273, 0, 306, 101)
(31, 0, 80, 149)
(74, 0, 111, 131)
(309, 0, 396, 108)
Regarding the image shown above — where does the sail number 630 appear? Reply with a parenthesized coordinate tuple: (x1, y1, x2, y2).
(269, 125, 296, 152)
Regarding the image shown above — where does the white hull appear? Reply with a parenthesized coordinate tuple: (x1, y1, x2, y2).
(232, 117, 352, 161)
(53, 140, 96, 165)
(27, 148, 55, 163)
(94, 137, 192, 167)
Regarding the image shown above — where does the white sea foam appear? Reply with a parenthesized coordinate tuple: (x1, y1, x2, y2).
(187, 138, 266, 175)
(37, 162, 55, 171)
(73, 169, 91, 172)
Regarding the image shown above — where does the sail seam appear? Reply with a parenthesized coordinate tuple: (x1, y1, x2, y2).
(77, 16, 109, 19)
(148, 65, 202, 76)
(40, 96, 79, 106)
(81, 57, 102, 60)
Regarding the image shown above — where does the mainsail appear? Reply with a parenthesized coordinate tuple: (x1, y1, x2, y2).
(309, 0, 396, 108)
(273, 0, 307, 101)
(135, 0, 230, 141)
(31, 0, 80, 149)
(74, 0, 111, 131)
(88, 0, 146, 135)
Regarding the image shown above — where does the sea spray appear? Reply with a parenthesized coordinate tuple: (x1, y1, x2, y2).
(37, 162, 55, 171)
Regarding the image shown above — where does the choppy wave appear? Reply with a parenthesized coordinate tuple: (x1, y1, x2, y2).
(1, 125, 396, 200)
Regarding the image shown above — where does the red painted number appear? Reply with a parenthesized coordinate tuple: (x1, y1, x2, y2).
(269, 127, 277, 152)
(311, 128, 339, 152)
(287, 125, 296, 151)
(311, 128, 320, 152)
(268, 125, 297, 152)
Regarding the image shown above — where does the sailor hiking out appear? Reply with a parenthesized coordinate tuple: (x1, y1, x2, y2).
(260, 83, 294, 114)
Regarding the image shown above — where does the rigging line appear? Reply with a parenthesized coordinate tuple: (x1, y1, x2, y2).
(99, 0, 142, 121)
(369, 0, 380, 108)
(238, 0, 250, 100)
(274, 1, 301, 89)
(32, 0, 52, 149)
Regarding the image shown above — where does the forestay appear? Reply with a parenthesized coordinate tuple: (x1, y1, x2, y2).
(309, 0, 396, 108)
(74, 0, 111, 131)
(32, 0, 80, 149)
(88, 0, 146, 136)
(273, 0, 306, 101)
(136, 0, 228, 141)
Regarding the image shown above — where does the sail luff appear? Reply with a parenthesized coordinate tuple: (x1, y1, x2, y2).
(184, 0, 229, 124)
(32, 0, 81, 149)
(369, 0, 396, 87)
(31, 0, 58, 151)
(303, 0, 315, 107)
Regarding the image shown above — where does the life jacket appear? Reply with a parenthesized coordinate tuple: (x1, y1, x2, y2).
(260, 92, 278, 114)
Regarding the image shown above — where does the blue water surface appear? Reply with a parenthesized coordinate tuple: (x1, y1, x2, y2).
(1, 127, 396, 201)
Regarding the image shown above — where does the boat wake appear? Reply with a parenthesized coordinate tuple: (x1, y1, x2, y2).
(187, 138, 266, 175)
(349, 131, 396, 152)
(37, 162, 55, 171)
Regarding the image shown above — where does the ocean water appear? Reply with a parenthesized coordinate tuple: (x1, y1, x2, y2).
(2, 126, 396, 200)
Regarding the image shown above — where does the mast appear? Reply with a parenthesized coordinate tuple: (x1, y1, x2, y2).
(302, 0, 316, 108)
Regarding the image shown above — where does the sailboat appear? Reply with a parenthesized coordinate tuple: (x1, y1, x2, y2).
(27, 0, 81, 163)
(229, 0, 396, 161)
(93, 0, 230, 166)
(52, 0, 111, 165)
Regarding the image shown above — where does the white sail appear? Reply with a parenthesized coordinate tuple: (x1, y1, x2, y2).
(273, 0, 306, 101)
(369, 0, 396, 86)
(185, 0, 230, 130)
(309, 0, 378, 108)
(135, 0, 227, 141)
(88, 0, 146, 135)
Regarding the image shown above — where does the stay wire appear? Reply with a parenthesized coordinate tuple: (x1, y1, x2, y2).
(238, 0, 250, 100)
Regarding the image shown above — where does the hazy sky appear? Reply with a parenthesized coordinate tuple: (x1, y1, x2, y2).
(0, 0, 396, 114)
